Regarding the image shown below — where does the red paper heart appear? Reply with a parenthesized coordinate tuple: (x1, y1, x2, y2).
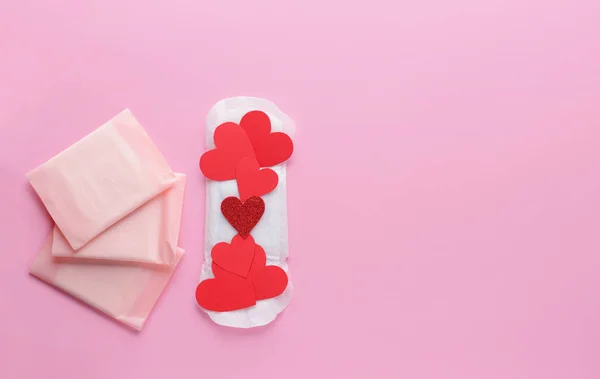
(247, 244, 266, 275)
(214, 243, 288, 301)
(240, 110, 294, 167)
(199, 122, 255, 181)
(213, 243, 265, 279)
(247, 245, 288, 300)
(236, 157, 278, 201)
(211, 235, 255, 278)
(221, 196, 265, 238)
(253, 266, 288, 300)
(195, 272, 255, 312)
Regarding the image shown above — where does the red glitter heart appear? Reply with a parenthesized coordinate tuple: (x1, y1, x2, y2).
(221, 196, 265, 238)
(240, 110, 294, 167)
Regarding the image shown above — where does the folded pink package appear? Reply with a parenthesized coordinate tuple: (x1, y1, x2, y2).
(30, 234, 184, 330)
(51, 173, 186, 265)
(27, 109, 177, 251)
(27, 109, 185, 330)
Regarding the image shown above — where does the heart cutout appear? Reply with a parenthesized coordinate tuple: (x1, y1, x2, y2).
(211, 235, 255, 278)
(240, 111, 294, 167)
(253, 266, 288, 300)
(213, 243, 265, 279)
(195, 272, 255, 312)
(247, 245, 288, 300)
(214, 243, 288, 301)
(221, 196, 265, 238)
(236, 157, 278, 201)
(199, 122, 255, 181)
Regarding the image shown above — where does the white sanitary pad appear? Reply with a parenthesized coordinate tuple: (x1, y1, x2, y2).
(199, 97, 295, 328)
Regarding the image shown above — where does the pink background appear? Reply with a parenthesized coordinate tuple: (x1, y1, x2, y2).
(1, 1, 599, 378)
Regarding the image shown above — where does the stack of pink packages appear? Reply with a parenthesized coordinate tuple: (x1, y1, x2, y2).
(27, 109, 185, 330)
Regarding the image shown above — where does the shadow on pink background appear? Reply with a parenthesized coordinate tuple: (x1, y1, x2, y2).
(1, 1, 599, 378)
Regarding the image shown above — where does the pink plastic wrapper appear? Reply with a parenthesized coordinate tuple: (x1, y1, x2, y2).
(27, 109, 185, 330)
(30, 233, 184, 330)
(51, 174, 186, 265)
(27, 109, 177, 251)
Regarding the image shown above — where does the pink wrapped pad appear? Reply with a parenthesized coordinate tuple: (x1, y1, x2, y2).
(27, 109, 177, 250)
(27, 109, 185, 330)
(30, 233, 184, 330)
(52, 174, 186, 265)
